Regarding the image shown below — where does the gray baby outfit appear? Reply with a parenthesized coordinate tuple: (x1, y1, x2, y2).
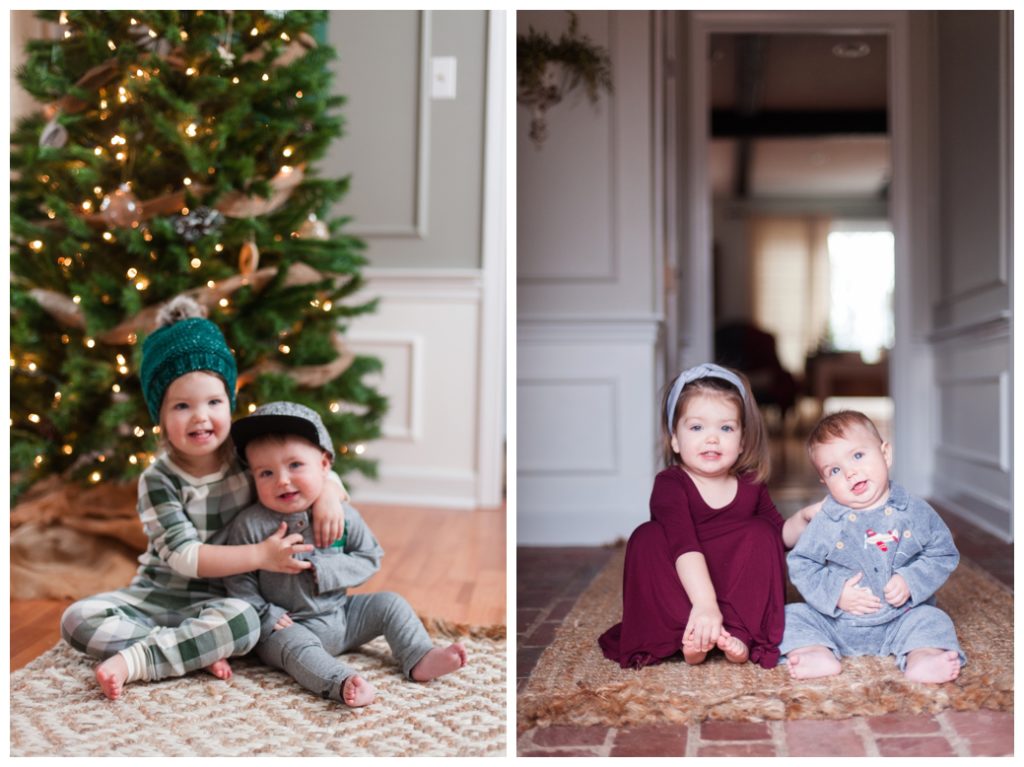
(780, 481, 966, 670)
(224, 502, 435, 701)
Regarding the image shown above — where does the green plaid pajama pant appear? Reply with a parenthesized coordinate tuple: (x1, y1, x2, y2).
(60, 580, 260, 679)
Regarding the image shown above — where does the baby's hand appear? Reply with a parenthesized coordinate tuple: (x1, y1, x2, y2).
(837, 572, 881, 615)
(274, 613, 293, 631)
(883, 573, 911, 607)
(260, 522, 314, 573)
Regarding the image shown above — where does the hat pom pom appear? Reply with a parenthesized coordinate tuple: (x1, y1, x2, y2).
(156, 295, 207, 328)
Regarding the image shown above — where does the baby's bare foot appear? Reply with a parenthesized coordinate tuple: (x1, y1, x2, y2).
(786, 648, 841, 679)
(342, 674, 376, 707)
(204, 658, 233, 680)
(95, 654, 129, 700)
(411, 642, 468, 682)
(681, 632, 708, 665)
(717, 630, 749, 664)
(904, 648, 961, 684)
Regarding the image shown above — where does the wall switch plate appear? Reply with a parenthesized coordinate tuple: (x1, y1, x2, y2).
(431, 56, 457, 100)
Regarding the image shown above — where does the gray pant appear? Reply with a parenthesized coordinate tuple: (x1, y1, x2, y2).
(780, 602, 966, 671)
(257, 591, 435, 701)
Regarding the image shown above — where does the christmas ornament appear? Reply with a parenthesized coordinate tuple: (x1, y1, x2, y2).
(128, 22, 160, 52)
(298, 213, 329, 240)
(216, 44, 236, 66)
(39, 118, 68, 149)
(173, 206, 224, 242)
(100, 183, 142, 228)
(239, 239, 260, 275)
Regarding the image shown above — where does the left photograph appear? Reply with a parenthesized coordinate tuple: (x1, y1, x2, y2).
(9, 10, 507, 758)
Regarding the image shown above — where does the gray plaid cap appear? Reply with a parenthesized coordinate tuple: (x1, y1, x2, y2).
(231, 401, 334, 463)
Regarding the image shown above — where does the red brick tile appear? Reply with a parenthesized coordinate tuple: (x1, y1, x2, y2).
(700, 720, 771, 741)
(517, 646, 546, 677)
(784, 719, 866, 756)
(698, 743, 777, 756)
(517, 748, 601, 757)
(525, 621, 560, 647)
(944, 709, 1014, 756)
(532, 725, 609, 748)
(866, 713, 942, 735)
(877, 736, 955, 756)
(517, 608, 541, 632)
(546, 598, 579, 621)
(611, 725, 687, 756)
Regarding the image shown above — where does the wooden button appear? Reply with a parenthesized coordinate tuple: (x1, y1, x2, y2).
(848, 513, 857, 521)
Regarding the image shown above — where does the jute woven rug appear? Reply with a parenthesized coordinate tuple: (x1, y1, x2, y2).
(518, 547, 1012, 731)
(11, 621, 506, 757)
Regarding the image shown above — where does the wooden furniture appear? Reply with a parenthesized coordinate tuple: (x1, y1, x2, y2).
(804, 351, 889, 400)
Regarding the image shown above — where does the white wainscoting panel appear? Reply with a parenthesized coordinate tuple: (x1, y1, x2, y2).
(344, 269, 484, 508)
(518, 317, 662, 545)
(931, 320, 1011, 541)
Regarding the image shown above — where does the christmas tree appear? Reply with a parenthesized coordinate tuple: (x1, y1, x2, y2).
(10, 10, 386, 502)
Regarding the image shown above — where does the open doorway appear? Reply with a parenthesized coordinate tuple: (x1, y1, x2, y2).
(705, 30, 893, 508)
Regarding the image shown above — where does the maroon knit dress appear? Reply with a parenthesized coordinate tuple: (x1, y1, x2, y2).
(598, 466, 786, 669)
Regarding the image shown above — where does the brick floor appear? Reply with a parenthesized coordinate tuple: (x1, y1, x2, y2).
(516, 535, 1014, 757)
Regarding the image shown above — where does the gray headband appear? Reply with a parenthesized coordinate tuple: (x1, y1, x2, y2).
(665, 363, 746, 432)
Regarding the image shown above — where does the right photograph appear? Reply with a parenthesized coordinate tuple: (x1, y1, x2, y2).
(516, 9, 1012, 758)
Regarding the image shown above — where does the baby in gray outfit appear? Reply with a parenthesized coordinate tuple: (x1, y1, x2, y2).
(780, 410, 965, 684)
(224, 402, 467, 707)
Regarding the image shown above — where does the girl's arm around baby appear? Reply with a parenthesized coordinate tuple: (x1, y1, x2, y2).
(781, 497, 825, 548)
(197, 522, 314, 578)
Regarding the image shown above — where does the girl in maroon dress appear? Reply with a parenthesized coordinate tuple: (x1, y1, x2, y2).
(599, 363, 820, 670)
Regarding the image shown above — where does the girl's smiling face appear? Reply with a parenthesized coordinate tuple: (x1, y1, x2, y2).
(159, 371, 232, 474)
(810, 422, 893, 509)
(670, 391, 744, 480)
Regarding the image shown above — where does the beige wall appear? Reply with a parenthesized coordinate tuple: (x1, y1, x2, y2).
(326, 10, 488, 270)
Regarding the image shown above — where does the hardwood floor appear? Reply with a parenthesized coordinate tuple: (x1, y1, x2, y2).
(10, 503, 507, 672)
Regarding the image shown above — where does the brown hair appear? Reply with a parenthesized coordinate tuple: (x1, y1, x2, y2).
(660, 368, 770, 482)
(806, 410, 883, 454)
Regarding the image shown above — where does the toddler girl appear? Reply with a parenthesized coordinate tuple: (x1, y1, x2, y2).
(60, 297, 345, 699)
(599, 363, 819, 669)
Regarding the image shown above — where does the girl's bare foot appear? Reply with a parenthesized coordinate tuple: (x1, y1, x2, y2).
(682, 632, 708, 665)
(904, 648, 961, 684)
(716, 630, 749, 663)
(342, 674, 376, 707)
(411, 642, 468, 681)
(95, 654, 129, 700)
(204, 658, 233, 680)
(786, 647, 842, 679)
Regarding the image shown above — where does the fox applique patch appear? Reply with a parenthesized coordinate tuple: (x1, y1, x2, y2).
(864, 528, 900, 552)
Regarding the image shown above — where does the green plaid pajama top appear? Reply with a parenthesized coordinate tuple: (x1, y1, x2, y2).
(134, 453, 255, 592)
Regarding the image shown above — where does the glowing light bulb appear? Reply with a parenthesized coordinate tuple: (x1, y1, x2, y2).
(28, 414, 41, 423)
(89, 471, 102, 483)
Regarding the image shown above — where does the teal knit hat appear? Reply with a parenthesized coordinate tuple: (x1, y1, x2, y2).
(139, 317, 238, 422)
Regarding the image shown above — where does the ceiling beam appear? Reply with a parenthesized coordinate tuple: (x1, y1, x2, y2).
(712, 109, 889, 138)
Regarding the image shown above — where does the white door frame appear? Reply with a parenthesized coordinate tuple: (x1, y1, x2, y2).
(684, 10, 933, 493)
(476, 10, 507, 507)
